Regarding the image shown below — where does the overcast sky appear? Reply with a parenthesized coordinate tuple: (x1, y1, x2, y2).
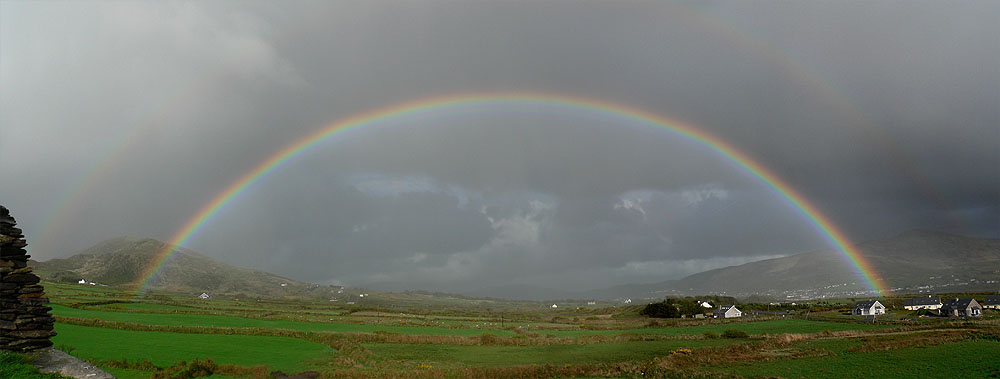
(2, 1, 997, 293)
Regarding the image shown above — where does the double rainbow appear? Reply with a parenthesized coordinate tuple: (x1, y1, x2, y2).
(137, 92, 888, 295)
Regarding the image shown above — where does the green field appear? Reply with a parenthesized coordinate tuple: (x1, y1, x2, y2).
(703, 337, 1000, 377)
(24, 282, 1000, 378)
(53, 324, 334, 373)
(365, 338, 739, 367)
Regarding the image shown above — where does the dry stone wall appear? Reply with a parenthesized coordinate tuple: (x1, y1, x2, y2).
(0, 205, 56, 352)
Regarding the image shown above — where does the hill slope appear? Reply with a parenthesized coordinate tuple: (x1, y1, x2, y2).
(31, 236, 330, 298)
(598, 230, 1000, 299)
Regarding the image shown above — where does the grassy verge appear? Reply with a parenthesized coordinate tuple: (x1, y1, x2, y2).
(0, 351, 66, 379)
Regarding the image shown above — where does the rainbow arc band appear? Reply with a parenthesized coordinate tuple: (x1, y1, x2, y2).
(137, 92, 888, 295)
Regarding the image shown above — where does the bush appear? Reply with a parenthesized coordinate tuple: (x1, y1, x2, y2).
(721, 329, 749, 339)
(703, 330, 719, 339)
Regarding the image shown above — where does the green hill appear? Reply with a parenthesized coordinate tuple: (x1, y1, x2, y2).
(31, 236, 331, 298)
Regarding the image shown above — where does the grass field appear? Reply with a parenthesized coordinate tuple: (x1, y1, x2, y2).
(27, 281, 1000, 378)
(702, 335, 1000, 377)
(364, 338, 740, 367)
(53, 323, 334, 373)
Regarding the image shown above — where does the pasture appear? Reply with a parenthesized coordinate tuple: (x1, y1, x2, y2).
(35, 281, 1000, 378)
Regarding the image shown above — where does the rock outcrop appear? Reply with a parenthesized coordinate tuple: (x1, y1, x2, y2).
(1, 205, 56, 352)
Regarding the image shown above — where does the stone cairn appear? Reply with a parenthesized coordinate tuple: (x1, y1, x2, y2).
(1, 205, 56, 352)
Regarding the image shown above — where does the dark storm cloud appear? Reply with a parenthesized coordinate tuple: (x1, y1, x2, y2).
(1, 1, 996, 293)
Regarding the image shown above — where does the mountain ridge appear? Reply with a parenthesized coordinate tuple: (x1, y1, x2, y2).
(29, 230, 1000, 301)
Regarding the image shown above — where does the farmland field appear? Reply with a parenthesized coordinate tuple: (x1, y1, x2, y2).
(35, 282, 1000, 378)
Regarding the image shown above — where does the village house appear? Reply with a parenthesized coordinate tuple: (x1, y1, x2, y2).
(903, 296, 942, 311)
(713, 305, 741, 318)
(852, 300, 885, 316)
(198, 293, 211, 299)
(983, 295, 1000, 310)
(939, 298, 982, 317)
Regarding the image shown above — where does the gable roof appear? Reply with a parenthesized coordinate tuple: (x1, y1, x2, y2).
(984, 295, 1000, 306)
(941, 298, 978, 310)
(853, 300, 881, 309)
(903, 296, 941, 306)
(715, 305, 739, 313)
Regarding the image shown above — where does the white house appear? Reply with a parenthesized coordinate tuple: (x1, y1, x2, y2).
(624, 298, 632, 304)
(852, 300, 885, 316)
(77, 279, 87, 285)
(903, 296, 942, 311)
(551, 304, 558, 308)
(198, 293, 211, 299)
(714, 305, 741, 318)
(983, 295, 1000, 310)
(699, 301, 713, 308)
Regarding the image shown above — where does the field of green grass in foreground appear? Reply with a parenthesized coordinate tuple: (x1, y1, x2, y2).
(52, 323, 333, 374)
(703, 337, 1000, 377)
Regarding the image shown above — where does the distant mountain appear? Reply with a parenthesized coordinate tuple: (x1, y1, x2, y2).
(30, 236, 332, 298)
(595, 230, 1000, 300)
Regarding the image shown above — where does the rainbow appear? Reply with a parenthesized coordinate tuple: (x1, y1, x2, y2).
(137, 92, 889, 295)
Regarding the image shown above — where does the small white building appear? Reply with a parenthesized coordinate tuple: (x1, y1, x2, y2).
(624, 298, 632, 304)
(714, 305, 742, 318)
(78, 279, 87, 285)
(587, 301, 597, 305)
(699, 301, 713, 308)
(551, 304, 558, 308)
(198, 293, 211, 300)
(852, 300, 885, 316)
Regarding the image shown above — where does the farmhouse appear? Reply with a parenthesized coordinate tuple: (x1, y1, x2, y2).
(903, 296, 942, 311)
(852, 300, 885, 316)
(940, 298, 982, 317)
(714, 305, 741, 318)
(198, 293, 211, 299)
(983, 295, 1000, 310)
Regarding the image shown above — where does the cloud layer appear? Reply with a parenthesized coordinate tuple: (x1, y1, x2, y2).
(2, 1, 997, 293)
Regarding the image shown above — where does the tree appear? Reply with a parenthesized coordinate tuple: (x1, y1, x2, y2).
(640, 300, 680, 318)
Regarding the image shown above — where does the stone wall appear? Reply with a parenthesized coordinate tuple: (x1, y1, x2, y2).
(1, 205, 56, 352)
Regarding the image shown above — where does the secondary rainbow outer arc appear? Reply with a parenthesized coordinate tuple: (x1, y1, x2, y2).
(137, 92, 889, 295)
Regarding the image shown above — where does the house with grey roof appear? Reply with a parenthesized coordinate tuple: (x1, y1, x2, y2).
(903, 296, 942, 311)
(713, 305, 741, 318)
(940, 298, 981, 317)
(852, 300, 885, 316)
(983, 295, 1000, 310)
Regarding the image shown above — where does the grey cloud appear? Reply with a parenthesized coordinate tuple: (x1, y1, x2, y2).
(1, 1, 996, 294)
